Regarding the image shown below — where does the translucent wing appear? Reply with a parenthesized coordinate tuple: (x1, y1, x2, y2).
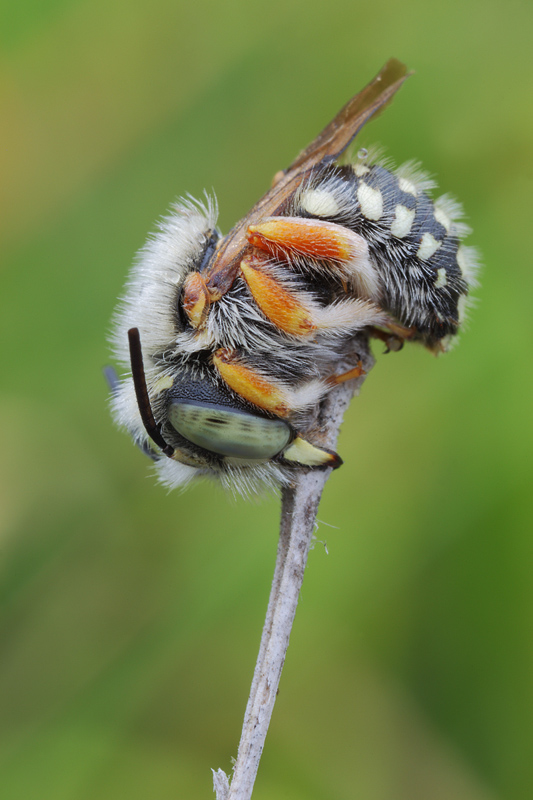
(287, 58, 410, 171)
(204, 59, 411, 300)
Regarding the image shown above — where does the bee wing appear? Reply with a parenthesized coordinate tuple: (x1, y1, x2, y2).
(287, 58, 410, 172)
(204, 59, 411, 300)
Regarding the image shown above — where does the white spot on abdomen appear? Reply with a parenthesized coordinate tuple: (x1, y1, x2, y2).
(455, 244, 479, 283)
(456, 245, 468, 274)
(357, 183, 383, 221)
(390, 204, 415, 238)
(434, 206, 452, 232)
(300, 188, 339, 218)
(398, 177, 417, 196)
(457, 293, 468, 323)
(417, 232, 441, 261)
(353, 163, 370, 177)
(434, 267, 448, 288)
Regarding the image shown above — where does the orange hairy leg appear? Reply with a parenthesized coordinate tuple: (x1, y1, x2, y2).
(182, 272, 210, 328)
(213, 349, 290, 416)
(247, 217, 368, 264)
(240, 255, 315, 336)
(327, 361, 365, 385)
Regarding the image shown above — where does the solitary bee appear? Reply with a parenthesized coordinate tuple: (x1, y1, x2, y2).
(109, 59, 478, 495)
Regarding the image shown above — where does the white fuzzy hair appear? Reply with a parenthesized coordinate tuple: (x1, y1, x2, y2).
(110, 195, 217, 368)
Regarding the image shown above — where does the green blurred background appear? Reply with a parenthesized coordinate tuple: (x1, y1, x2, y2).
(1, 1, 532, 798)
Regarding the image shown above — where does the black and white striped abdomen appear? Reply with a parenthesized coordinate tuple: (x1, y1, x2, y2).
(292, 156, 479, 350)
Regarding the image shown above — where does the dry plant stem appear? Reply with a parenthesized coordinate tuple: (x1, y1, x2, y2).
(213, 336, 374, 800)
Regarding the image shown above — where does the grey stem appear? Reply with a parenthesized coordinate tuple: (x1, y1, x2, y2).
(213, 335, 374, 800)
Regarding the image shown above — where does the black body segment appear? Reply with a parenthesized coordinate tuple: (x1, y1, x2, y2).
(290, 160, 473, 346)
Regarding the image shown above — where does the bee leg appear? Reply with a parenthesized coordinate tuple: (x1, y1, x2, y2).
(326, 361, 365, 385)
(213, 347, 329, 419)
(241, 252, 388, 337)
(182, 271, 211, 329)
(280, 435, 342, 469)
(368, 322, 417, 352)
(368, 326, 405, 353)
(213, 348, 291, 416)
(247, 216, 380, 299)
(240, 254, 315, 336)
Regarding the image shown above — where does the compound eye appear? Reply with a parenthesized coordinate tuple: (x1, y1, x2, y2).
(168, 402, 291, 460)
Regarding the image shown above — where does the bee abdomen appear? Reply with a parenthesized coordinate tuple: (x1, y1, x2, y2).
(294, 160, 477, 347)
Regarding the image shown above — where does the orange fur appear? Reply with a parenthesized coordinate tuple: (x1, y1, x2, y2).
(247, 217, 362, 262)
(213, 349, 289, 416)
(182, 272, 210, 328)
(240, 257, 314, 335)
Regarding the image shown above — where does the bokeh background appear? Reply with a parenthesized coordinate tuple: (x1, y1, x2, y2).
(1, 1, 532, 798)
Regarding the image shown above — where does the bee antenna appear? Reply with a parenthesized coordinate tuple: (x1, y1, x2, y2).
(127, 328, 175, 458)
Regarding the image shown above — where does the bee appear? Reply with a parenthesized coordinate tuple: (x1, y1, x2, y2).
(109, 59, 478, 495)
